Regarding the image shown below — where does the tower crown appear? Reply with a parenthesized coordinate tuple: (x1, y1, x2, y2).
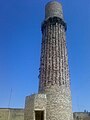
(45, 1, 63, 20)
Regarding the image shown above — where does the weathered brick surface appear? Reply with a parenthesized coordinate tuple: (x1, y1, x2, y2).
(39, 18, 69, 91)
(45, 1, 63, 20)
(44, 85, 73, 120)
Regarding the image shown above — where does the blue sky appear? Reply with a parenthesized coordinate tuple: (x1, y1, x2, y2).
(0, 0, 90, 112)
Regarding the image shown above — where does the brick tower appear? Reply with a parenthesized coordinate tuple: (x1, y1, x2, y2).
(24, 1, 73, 120)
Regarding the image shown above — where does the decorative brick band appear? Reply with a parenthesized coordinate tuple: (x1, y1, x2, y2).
(41, 17, 67, 33)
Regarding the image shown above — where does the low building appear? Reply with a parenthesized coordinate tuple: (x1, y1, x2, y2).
(0, 108, 24, 120)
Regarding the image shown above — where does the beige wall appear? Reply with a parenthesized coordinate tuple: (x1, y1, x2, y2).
(73, 112, 90, 120)
(0, 108, 24, 120)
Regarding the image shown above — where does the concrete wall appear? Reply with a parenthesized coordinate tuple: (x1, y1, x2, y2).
(0, 108, 24, 120)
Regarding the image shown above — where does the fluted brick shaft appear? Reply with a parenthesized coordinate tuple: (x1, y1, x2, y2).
(39, 16, 70, 92)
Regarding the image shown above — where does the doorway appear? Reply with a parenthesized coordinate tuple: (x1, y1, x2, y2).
(35, 111, 44, 120)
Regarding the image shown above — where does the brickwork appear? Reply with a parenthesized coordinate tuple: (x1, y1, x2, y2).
(45, 1, 63, 20)
(44, 85, 73, 120)
(39, 17, 68, 92)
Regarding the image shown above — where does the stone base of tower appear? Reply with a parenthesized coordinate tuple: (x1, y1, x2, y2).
(40, 85, 73, 120)
(24, 86, 73, 120)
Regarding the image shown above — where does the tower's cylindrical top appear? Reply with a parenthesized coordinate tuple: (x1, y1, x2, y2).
(45, 1, 64, 20)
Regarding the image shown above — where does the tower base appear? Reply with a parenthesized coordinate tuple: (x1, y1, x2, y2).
(24, 85, 73, 120)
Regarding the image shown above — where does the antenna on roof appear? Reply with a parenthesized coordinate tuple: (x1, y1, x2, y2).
(77, 95, 80, 112)
(8, 88, 12, 108)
